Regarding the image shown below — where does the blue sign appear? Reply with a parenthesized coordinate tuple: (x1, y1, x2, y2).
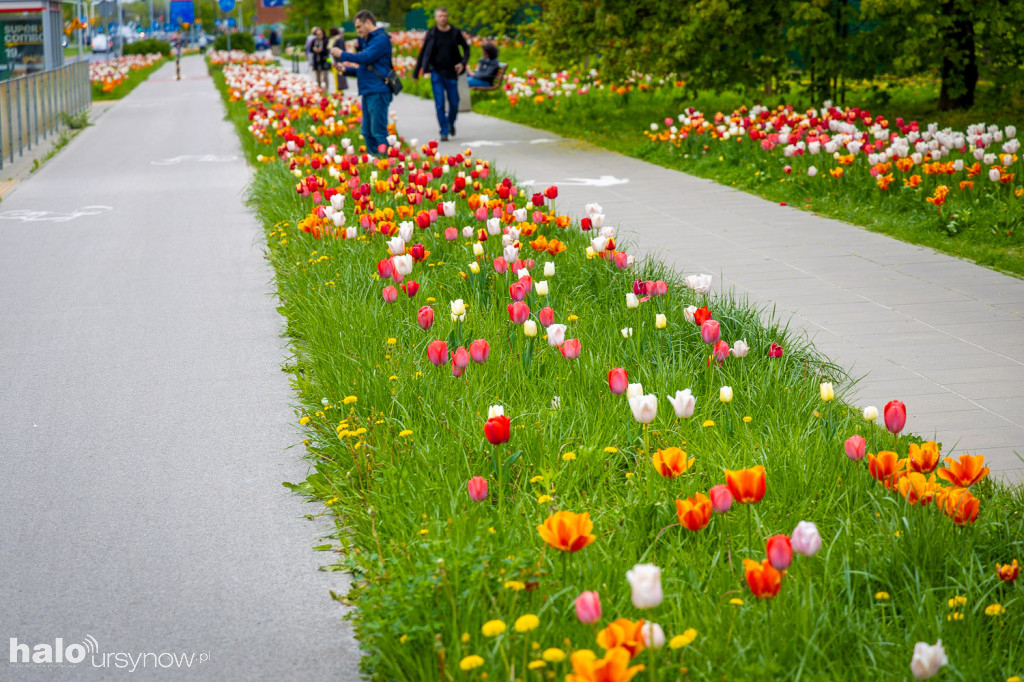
(262, 0, 286, 6)
(227, 17, 236, 27)
(107, 22, 117, 33)
(218, 0, 235, 11)
(164, 22, 173, 31)
(168, 0, 195, 26)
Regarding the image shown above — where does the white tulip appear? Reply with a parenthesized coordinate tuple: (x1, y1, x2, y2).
(667, 389, 696, 418)
(626, 563, 662, 609)
(628, 394, 657, 424)
(392, 255, 413, 276)
(488, 405, 504, 419)
(910, 641, 947, 680)
(388, 236, 406, 256)
(544, 262, 555, 277)
(546, 323, 567, 347)
(626, 293, 639, 309)
(732, 340, 750, 357)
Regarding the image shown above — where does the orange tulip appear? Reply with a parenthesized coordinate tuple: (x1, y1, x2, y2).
(898, 472, 937, 506)
(743, 558, 784, 599)
(536, 510, 596, 553)
(566, 647, 645, 682)
(724, 465, 766, 504)
(595, 618, 645, 658)
(675, 493, 712, 531)
(936, 454, 990, 488)
(908, 441, 940, 473)
(940, 487, 980, 525)
(653, 447, 694, 478)
(867, 451, 906, 489)
(996, 560, 1019, 583)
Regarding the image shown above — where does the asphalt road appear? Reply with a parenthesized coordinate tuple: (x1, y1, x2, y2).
(0, 56, 362, 680)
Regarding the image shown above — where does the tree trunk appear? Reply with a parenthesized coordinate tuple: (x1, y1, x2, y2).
(938, 1, 978, 111)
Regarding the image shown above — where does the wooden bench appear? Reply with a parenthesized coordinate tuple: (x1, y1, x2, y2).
(468, 62, 508, 92)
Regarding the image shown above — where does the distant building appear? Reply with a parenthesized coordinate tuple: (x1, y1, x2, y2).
(0, 0, 64, 78)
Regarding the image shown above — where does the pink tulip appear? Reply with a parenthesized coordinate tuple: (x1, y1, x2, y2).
(538, 306, 555, 328)
(518, 275, 532, 294)
(475, 206, 488, 220)
(700, 320, 721, 345)
(382, 285, 398, 303)
(467, 476, 488, 502)
(444, 227, 458, 241)
(452, 365, 465, 377)
(608, 367, 628, 395)
(884, 400, 907, 434)
(560, 338, 581, 359)
(766, 534, 793, 571)
(768, 342, 784, 358)
(451, 347, 470, 370)
(844, 434, 866, 461)
(574, 591, 602, 624)
(709, 484, 733, 513)
(493, 257, 508, 273)
(632, 278, 647, 296)
(509, 282, 526, 302)
(508, 301, 530, 324)
(417, 305, 435, 330)
(531, 211, 545, 224)
(469, 339, 490, 363)
(427, 340, 448, 367)
(651, 280, 668, 296)
(712, 340, 730, 364)
(614, 252, 630, 269)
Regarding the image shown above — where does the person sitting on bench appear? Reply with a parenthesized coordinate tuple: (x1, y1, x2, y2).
(467, 41, 500, 88)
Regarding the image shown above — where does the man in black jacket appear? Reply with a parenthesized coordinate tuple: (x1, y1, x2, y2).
(413, 7, 470, 141)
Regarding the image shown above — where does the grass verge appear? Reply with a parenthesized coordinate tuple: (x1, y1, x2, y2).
(214, 62, 1024, 681)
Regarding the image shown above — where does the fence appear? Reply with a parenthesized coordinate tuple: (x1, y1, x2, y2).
(0, 59, 92, 170)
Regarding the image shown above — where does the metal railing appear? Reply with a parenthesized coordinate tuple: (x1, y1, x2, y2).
(0, 59, 91, 169)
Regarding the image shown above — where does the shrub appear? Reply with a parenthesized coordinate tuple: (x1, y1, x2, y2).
(213, 32, 255, 53)
(124, 39, 171, 57)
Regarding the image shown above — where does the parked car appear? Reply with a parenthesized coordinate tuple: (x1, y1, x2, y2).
(90, 34, 110, 53)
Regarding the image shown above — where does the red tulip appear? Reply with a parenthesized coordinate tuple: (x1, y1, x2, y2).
(538, 306, 555, 328)
(844, 434, 866, 461)
(401, 280, 419, 298)
(444, 226, 458, 241)
(768, 342, 783, 358)
(467, 476, 488, 501)
(427, 340, 448, 367)
(518, 275, 532, 293)
(700, 320, 721, 345)
(693, 307, 712, 327)
(509, 282, 526, 302)
(382, 285, 398, 303)
(544, 185, 558, 199)
(884, 400, 906, 434)
(632, 278, 647, 296)
(560, 338, 581, 359)
(613, 252, 630, 269)
(493, 257, 508, 273)
(580, 217, 592, 230)
(410, 243, 426, 261)
(531, 192, 544, 206)
(608, 367, 628, 395)
(377, 258, 394, 279)
(451, 346, 470, 370)
(469, 339, 490, 363)
(484, 415, 511, 445)
(415, 212, 430, 228)
(651, 280, 668, 296)
(417, 305, 434, 330)
(711, 340, 730, 364)
(709, 484, 733, 513)
(766, 535, 793, 570)
(508, 301, 530, 324)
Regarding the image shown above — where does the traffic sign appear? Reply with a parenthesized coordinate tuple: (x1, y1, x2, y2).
(262, 0, 286, 6)
(107, 22, 117, 33)
(227, 17, 236, 27)
(218, 0, 235, 12)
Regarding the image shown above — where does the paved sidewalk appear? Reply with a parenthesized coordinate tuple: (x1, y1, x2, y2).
(0, 55, 361, 679)
(391, 92, 1024, 480)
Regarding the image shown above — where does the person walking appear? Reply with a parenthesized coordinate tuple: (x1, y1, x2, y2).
(413, 7, 469, 141)
(305, 26, 318, 72)
(327, 27, 348, 92)
(310, 26, 330, 91)
(330, 10, 394, 156)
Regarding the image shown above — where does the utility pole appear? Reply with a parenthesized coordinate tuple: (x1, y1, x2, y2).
(148, 0, 153, 35)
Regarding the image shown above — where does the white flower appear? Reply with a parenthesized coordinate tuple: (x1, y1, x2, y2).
(517, 268, 530, 279)
(807, 165, 818, 177)
(667, 389, 696, 418)
(331, 212, 346, 227)
(388, 236, 406, 256)
(344, 227, 356, 239)
(550, 396, 561, 410)
(486, 217, 502, 235)
(655, 313, 666, 329)
(392, 254, 413, 276)
(536, 281, 549, 296)
(488, 405, 504, 419)
(626, 293, 639, 309)
(683, 305, 697, 324)
(685, 273, 713, 294)
(544, 261, 555, 277)
(468, 262, 480, 274)
(472, 242, 484, 257)
(591, 236, 609, 252)
(462, 226, 474, 238)
(989, 168, 1001, 182)
(590, 213, 605, 229)
(450, 299, 466, 322)
(523, 320, 537, 337)
(398, 221, 414, 243)
(732, 340, 750, 357)
(621, 327, 633, 338)
(863, 405, 878, 422)
(584, 202, 603, 217)
(504, 245, 519, 263)
(330, 194, 344, 211)
(910, 640, 947, 680)
(442, 201, 455, 217)
(626, 563, 662, 609)
(626, 383, 643, 399)
(641, 622, 665, 649)
(513, 208, 527, 222)
(546, 323, 567, 347)
(719, 386, 733, 403)
(628, 394, 657, 424)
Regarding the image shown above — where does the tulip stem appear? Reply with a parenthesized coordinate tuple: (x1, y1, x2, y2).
(746, 504, 753, 552)
(647, 636, 656, 682)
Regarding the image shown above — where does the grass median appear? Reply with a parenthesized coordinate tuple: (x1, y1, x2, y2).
(213, 62, 1024, 680)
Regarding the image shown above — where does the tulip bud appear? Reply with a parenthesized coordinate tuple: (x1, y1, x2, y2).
(551, 396, 561, 410)
(884, 400, 907, 434)
(546, 323, 567, 347)
(863, 405, 878, 422)
(628, 394, 657, 424)
(523, 320, 537, 337)
(467, 476, 488, 502)
(911, 640, 948, 680)
(790, 520, 822, 556)
(766, 534, 793, 570)
(487, 405, 504, 419)
(626, 563, 662, 609)
(844, 434, 866, 461)
(768, 342, 784, 358)
(462, 226, 474, 238)
(608, 368, 629, 395)
(536, 281, 549, 296)
(683, 305, 697, 324)
(719, 386, 733, 403)
(417, 305, 435, 330)
(472, 243, 484, 257)
(382, 285, 398, 303)
(626, 293, 640, 309)
(642, 622, 665, 649)
(538, 306, 555, 328)
(469, 339, 489, 363)
(544, 261, 555, 277)
(621, 327, 633, 338)
(820, 382, 835, 402)
(655, 313, 667, 329)
(574, 591, 602, 624)
(468, 261, 480, 274)
(709, 484, 733, 513)
(732, 339, 750, 357)
(626, 383, 643, 399)
(451, 346, 470, 370)
(701, 320, 721, 345)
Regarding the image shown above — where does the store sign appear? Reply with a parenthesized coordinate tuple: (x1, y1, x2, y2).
(0, 17, 45, 81)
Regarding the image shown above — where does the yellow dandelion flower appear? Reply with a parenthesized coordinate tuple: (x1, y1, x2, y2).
(743, 416, 752, 423)
(568, 314, 579, 322)
(488, 527, 496, 534)
(299, 416, 310, 425)
(604, 446, 618, 453)
(530, 475, 545, 483)
(427, 297, 436, 303)
(503, 581, 526, 591)
(537, 494, 552, 504)
(528, 660, 546, 670)
(459, 655, 485, 671)
(418, 529, 428, 536)
(986, 603, 1005, 617)
(399, 634, 408, 644)
(702, 419, 715, 428)
(343, 396, 358, 405)
(562, 452, 576, 461)
(669, 628, 698, 649)
(948, 595, 967, 609)
(542, 648, 566, 663)
(387, 338, 397, 345)
(875, 592, 890, 601)
(461, 632, 470, 644)
(729, 598, 744, 606)
(514, 614, 540, 633)
(399, 429, 413, 437)
(389, 375, 398, 381)
(482, 620, 506, 637)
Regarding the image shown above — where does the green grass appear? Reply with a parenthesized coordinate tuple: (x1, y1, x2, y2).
(91, 58, 165, 100)
(212, 63, 1024, 681)
(401, 45, 1024, 278)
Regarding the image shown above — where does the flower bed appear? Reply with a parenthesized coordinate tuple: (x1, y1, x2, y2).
(89, 54, 162, 92)
(214, 62, 1023, 681)
(207, 50, 276, 67)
